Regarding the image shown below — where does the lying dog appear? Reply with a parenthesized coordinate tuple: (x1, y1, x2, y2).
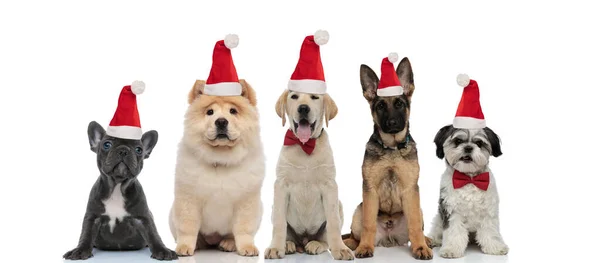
(263, 89, 354, 260)
(427, 75, 508, 258)
(342, 57, 433, 260)
(63, 121, 177, 261)
(169, 79, 265, 257)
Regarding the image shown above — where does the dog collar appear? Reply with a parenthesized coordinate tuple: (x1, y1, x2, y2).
(452, 170, 490, 191)
(283, 128, 324, 155)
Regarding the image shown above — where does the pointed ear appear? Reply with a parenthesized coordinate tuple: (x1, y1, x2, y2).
(141, 130, 158, 159)
(188, 80, 205, 104)
(239, 79, 257, 106)
(433, 125, 454, 159)
(396, 57, 415, 99)
(483, 127, 503, 157)
(360, 64, 379, 101)
(323, 93, 338, 127)
(275, 90, 289, 127)
(87, 121, 106, 152)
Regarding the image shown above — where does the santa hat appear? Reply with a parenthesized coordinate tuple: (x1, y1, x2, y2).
(204, 34, 241, 96)
(377, 52, 403, 97)
(453, 74, 486, 129)
(106, 81, 146, 140)
(288, 30, 329, 94)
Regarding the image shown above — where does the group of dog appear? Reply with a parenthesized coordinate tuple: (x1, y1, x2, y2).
(63, 30, 509, 261)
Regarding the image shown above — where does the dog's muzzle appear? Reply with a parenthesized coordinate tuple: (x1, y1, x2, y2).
(215, 118, 229, 139)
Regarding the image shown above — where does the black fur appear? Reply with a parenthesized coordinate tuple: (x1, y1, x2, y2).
(483, 127, 503, 157)
(438, 197, 449, 229)
(433, 125, 454, 159)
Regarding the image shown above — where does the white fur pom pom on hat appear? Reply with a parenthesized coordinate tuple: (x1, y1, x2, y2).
(457, 74, 470, 88)
(388, 52, 399, 63)
(314, 30, 329, 46)
(131, 80, 145, 95)
(224, 34, 239, 49)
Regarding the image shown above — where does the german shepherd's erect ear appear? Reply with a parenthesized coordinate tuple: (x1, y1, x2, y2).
(396, 57, 415, 100)
(360, 64, 379, 102)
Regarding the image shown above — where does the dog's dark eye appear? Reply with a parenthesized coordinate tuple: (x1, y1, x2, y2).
(454, 139, 463, 145)
(376, 101, 385, 110)
(475, 141, 484, 148)
(311, 95, 319, 100)
(230, 108, 238, 114)
(394, 100, 403, 108)
(103, 141, 112, 150)
(207, 109, 214, 116)
(135, 147, 143, 155)
(291, 94, 298, 100)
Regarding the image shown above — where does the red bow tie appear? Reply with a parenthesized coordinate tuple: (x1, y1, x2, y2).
(284, 129, 316, 155)
(452, 170, 490, 191)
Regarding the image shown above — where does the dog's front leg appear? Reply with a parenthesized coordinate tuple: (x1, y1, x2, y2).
(265, 178, 289, 259)
(321, 181, 354, 260)
(355, 181, 379, 258)
(136, 215, 178, 260)
(172, 193, 201, 256)
(232, 192, 262, 257)
(401, 183, 434, 260)
(476, 217, 509, 255)
(63, 213, 101, 260)
(439, 213, 469, 258)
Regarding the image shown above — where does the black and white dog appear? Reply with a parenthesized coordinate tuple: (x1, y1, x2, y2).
(427, 124, 509, 258)
(63, 121, 177, 260)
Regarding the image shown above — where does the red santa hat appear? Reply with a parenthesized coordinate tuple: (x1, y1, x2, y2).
(377, 52, 403, 97)
(106, 81, 145, 140)
(453, 74, 486, 129)
(204, 34, 241, 96)
(288, 30, 329, 94)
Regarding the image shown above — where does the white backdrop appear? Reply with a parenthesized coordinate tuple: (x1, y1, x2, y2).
(1, 0, 598, 262)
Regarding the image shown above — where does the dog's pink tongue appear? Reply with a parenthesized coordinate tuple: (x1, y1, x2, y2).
(297, 125, 311, 143)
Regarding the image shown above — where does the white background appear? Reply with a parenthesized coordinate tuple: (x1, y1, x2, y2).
(1, 0, 598, 262)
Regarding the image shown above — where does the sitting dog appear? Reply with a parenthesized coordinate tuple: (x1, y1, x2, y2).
(427, 75, 509, 258)
(342, 55, 433, 260)
(263, 89, 354, 260)
(63, 121, 177, 261)
(169, 79, 265, 257)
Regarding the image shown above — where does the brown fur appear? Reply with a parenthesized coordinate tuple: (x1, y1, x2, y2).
(343, 58, 433, 260)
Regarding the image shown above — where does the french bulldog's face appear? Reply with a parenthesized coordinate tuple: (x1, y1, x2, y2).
(87, 121, 158, 182)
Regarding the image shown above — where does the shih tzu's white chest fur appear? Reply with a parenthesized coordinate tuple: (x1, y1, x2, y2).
(102, 183, 130, 232)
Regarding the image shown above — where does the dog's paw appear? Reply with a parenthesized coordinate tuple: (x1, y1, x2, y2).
(439, 245, 465, 258)
(264, 247, 285, 259)
(175, 243, 195, 256)
(151, 247, 178, 261)
(305, 241, 328, 255)
(285, 241, 296, 254)
(427, 236, 442, 248)
(63, 247, 93, 260)
(481, 243, 509, 255)
(331, 247, 355, 260)
(354, 244, 374, 258)
(342, 238, 359, 250)
(411, 244, 433, 260)
(237, 244, 259, 257)
(218, 238, 236, 252)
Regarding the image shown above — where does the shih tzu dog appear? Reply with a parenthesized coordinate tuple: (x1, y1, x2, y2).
(427, 74, 509, 258)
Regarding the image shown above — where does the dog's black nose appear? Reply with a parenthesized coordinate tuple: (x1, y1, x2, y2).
(387, 119, 398, 127)
(118, 149, 128, 157)
(215, 118, 228, 129)
(464, 145, 474, 153)
(298, 104, 310, 115)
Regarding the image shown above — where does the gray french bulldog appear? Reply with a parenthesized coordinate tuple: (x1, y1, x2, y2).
(63, 121, 177, 261)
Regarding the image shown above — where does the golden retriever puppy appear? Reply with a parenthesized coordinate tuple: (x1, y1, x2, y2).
(169, 79, 264, 257)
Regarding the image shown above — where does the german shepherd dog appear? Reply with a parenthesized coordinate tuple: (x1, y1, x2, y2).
(342, 57, 433, 260)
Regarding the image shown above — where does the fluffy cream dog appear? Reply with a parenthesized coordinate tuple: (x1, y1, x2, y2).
(169, 80, 265, 257)
(264, 90, 354, 260)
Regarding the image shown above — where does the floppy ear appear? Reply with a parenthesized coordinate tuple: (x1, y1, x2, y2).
(360, 64, 379, 101)
(323, 93, 338, 127)
(141, 130, 158, 159)
(433, 124, 454, 159)
(188, 80, 205, 104)
(88, 121, 106, 153)
(275, 90, 289, 126)
(483, 127, 503, 157)
(396, 57, 415, 99)
(239, 79, 257, 106)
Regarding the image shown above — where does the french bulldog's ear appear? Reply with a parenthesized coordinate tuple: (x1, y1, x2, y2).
(396, 57, 415, 99)
(323, 93, 338, 127)
(141, 130, 158, 159)
(188, 80, 205, 104)
(483, 127, 503, 157)
(360, 64, 379, 101)
(275, 89, 289, 127)
(433, 124, 454, 159)
(239, 79, 258, 106)
(88, 121, 105, 152)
